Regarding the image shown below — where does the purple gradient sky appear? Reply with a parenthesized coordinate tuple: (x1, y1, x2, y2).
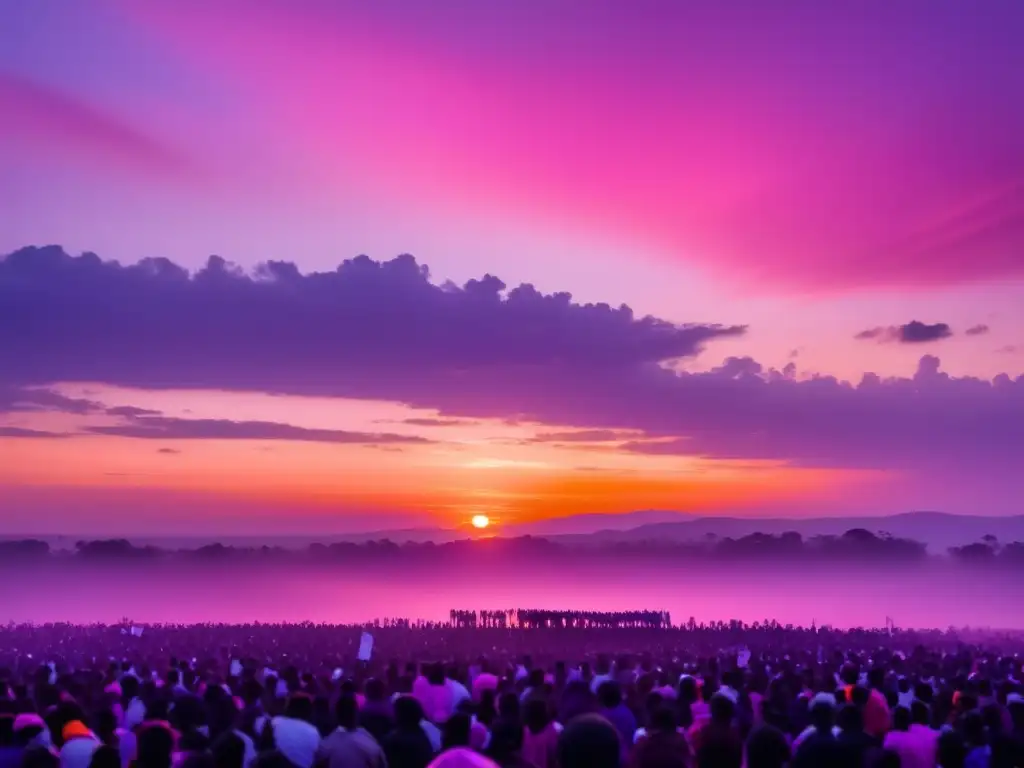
(1, 1, 1023, 534)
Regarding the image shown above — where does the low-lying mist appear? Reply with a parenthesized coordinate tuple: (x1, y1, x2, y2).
(3, 542, 1021, 629)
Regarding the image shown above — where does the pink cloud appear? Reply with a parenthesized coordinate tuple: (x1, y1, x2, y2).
(114, 0, 1024, 292)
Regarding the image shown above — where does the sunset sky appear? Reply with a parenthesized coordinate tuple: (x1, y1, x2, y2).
(2, 0, 1023, 535)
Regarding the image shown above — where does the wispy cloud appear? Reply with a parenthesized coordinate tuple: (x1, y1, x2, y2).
(855, 321, 953, 344)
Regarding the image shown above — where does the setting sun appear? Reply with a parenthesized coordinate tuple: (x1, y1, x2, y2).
(471, 514, 490, 529)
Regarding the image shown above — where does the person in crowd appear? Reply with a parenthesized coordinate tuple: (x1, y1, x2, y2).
(358, 680, 394, 746)
(520, 699, 558, 768)
(383, 696, 434, 768)
(744, 725, 790, 768)
(484, 719, 532, 768)
(316, 694, 386, 768)
(598, 682, 637, 761)
(557, 714, 621, 768)
(631, 707, 690, 768)
(693, 694, 741, 768)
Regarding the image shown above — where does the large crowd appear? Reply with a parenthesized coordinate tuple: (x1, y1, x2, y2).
(2, 618, 1024, 768)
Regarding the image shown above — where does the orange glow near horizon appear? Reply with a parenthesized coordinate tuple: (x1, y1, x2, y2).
(0, 385, 898, 533)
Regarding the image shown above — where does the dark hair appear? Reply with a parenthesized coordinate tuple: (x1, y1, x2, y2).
(836, 704, 863, 733)
(745, 725, 790, 768)
(394, 696, 424, 729)
(498, 692, 520, 721)
(136, 722, 176, 768)
(442, 712, 471, 750)
(710, 694, 735, 725)
(872, 749, 901, 768)
(88, 745, 121, 768)
(962, 711, 986, 747)
(21, 747, 60, 768)
(523, 698, 550, 734)
(597, 681, 622, 709)
(284, 693, 313, 723)
(487, 718, 524, 760)
(937, 730, 967, 768)
(557, 714, 621, 768)
(649, 706, 677, 734)
(211, 732, 246, 768)
(892, 706, 911, 731)
(809, 701, 834, 732)
(476, 689, 497, 727)
(335, 693, 358, 730)
(364, 678, 386, 702)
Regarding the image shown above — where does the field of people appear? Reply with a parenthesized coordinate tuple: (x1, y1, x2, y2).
(1, 616, 1022, 768)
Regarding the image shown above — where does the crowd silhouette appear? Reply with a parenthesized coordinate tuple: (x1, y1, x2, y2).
(450, 610, 671, 630)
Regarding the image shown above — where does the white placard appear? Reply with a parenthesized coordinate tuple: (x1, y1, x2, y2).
(357, 632, 374, 661)
(737, 648, 751, 668)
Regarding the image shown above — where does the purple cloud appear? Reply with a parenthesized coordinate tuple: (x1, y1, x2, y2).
(855, 321, 953, 344)
(106, 405, 162, 418)
(0, 247, 742, 390)
(400, 418, 476, 427)
(965, 324, 991, 336)
(529, 429, 632, 443)
(85, 416, 431, 445)
(0, 426, 67, 439)
(1, 248, 1022, 485)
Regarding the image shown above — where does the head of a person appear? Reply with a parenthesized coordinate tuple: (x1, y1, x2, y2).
(597, 681, 622, 710)
(891, 706, 911, 732)
(522, 698, 550, 735)
(251, 751, 293, 768)
(21, 747, 60, 768)
(88, 746, 121, 768)
(961, 711, 985, 748)
(497, 692, 520, 722)
(677, 677, 698, 705)
(211, 732, 245, 768)
(809, 697, 835, 733)
(136, 722, 176, 768)
(527, 669, 545, 690)
(334, 693, 358, 731)
(745, 725, 790, 768)
(1008, 698, 1024, 730)
(427, 663, 446, 687)
(648, 706, 677, 735)
(486, 719, 523, 760)
(476, 690, 497, 726)
(981, 703, 1003, 735)
(867, 668, 885, 691)
(557, 714, 621, 768)
(442, 712, 471, 750)
(937, 730, 967, 768)
(710, 693, 736, 726)
(284, 693, 313, 724)
(836, 704, 863, 734)
(364, 678, 386, 703)
(840, 665, 859, 687)
(394, 696, 425, 730)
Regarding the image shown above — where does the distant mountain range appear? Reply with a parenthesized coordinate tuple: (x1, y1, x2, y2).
(11, 510, 1024, 553)
(546, 511, 1024, 553)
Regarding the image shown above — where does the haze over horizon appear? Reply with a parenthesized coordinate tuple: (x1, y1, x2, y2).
(3, 0, 1023, 538)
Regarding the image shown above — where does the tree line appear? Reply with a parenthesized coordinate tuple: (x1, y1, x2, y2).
(2, 529, 1024, 564)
